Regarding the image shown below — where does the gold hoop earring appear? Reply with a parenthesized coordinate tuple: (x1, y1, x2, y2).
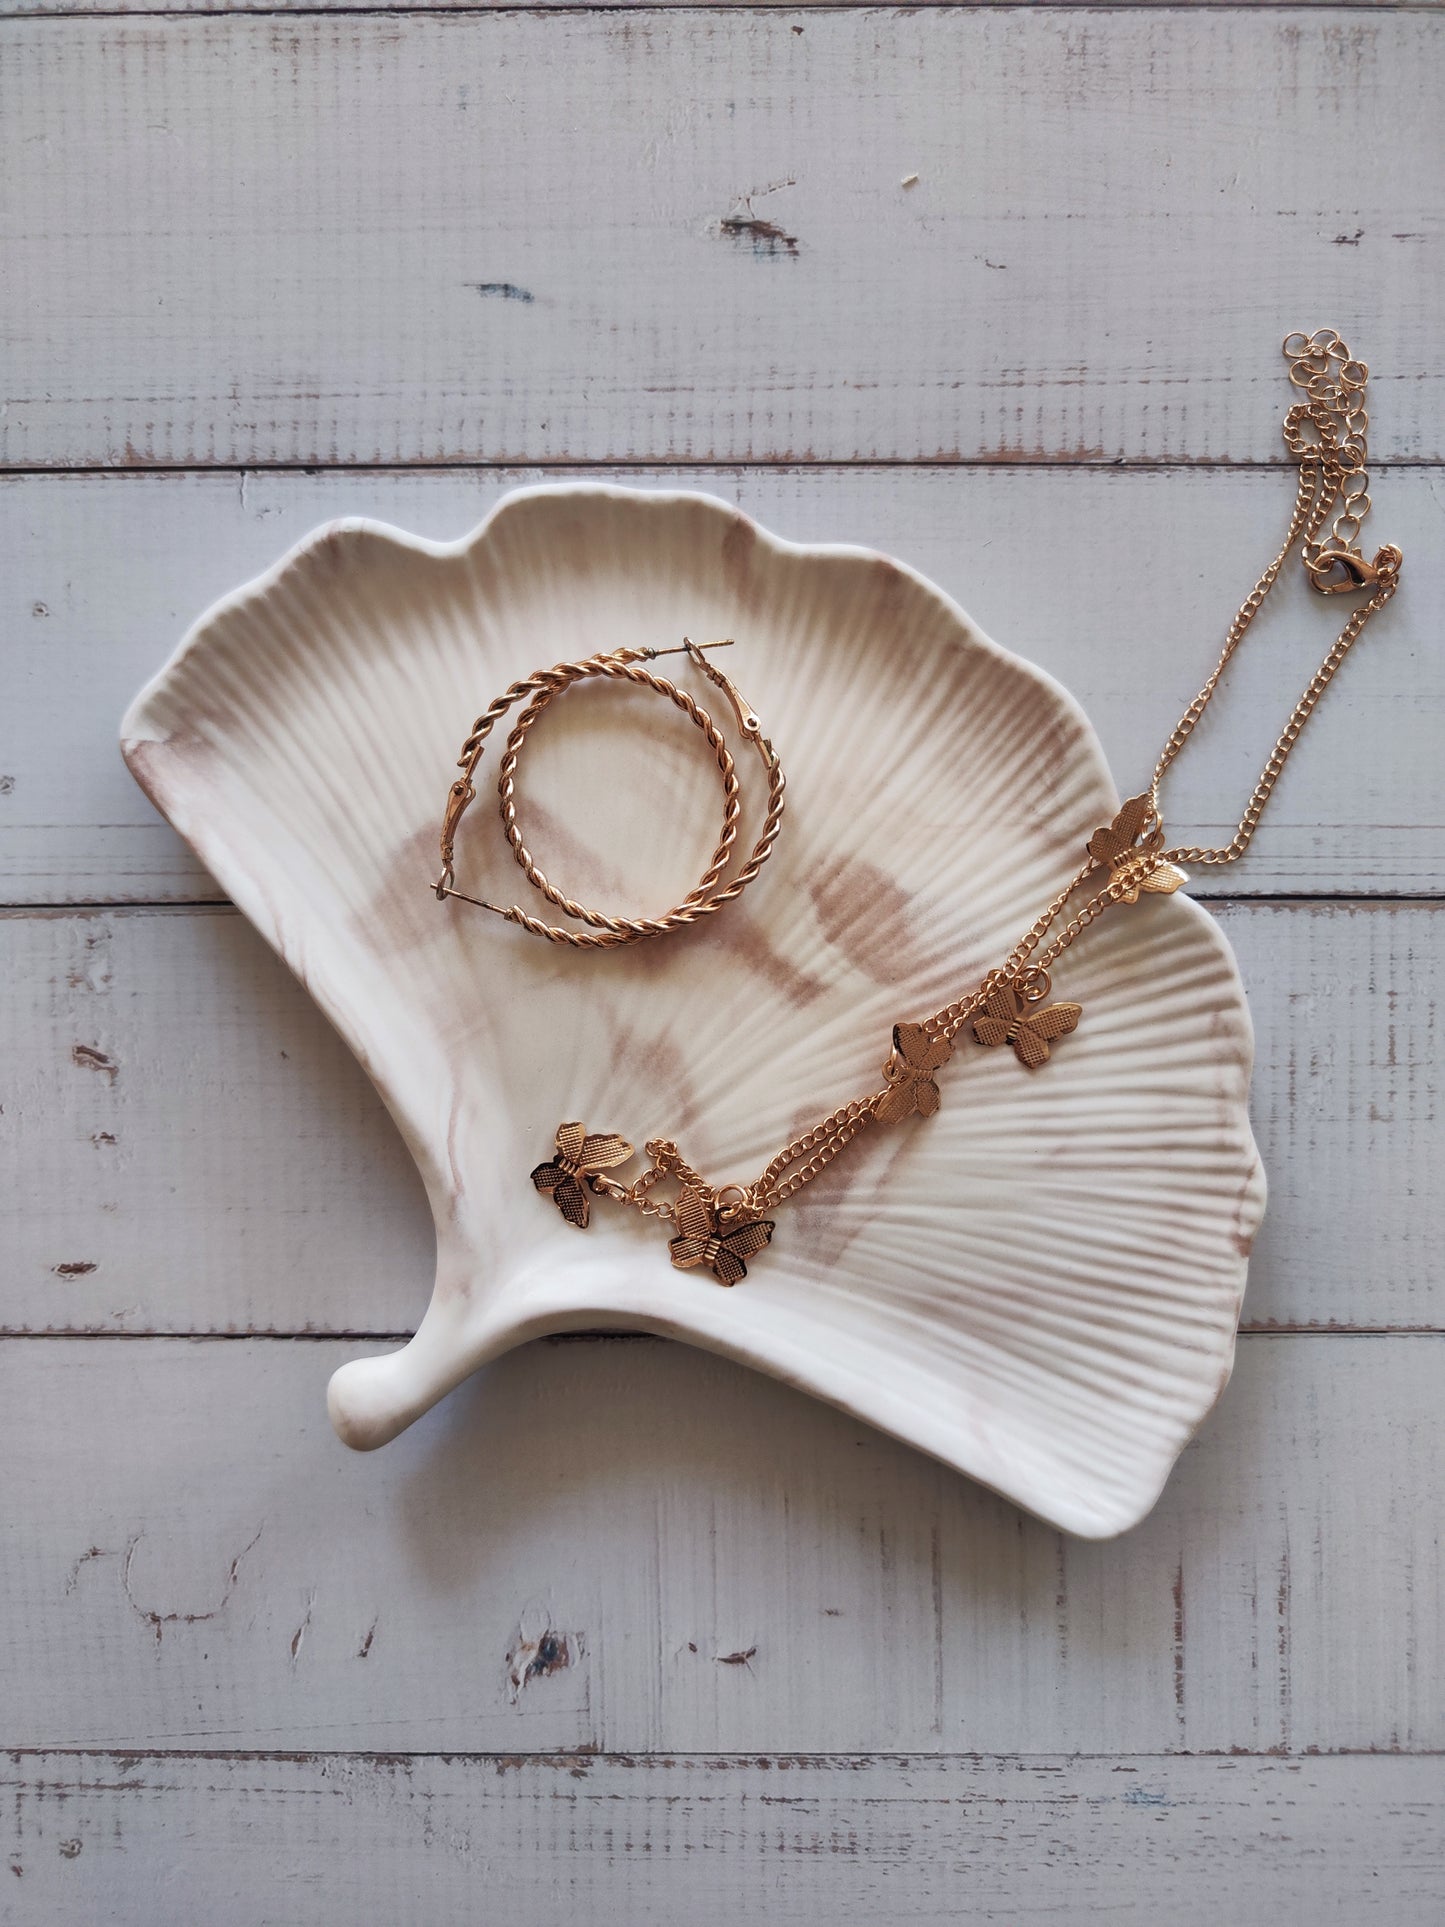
(435, 639, 786, 949)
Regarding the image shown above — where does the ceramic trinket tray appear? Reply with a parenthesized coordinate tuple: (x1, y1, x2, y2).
(122, 485, 1263, 1539)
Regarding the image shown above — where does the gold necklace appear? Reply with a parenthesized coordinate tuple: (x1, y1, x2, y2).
(437, 330, 1402, 1284)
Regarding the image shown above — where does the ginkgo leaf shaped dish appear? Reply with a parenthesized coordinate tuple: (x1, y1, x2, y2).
(121, 484, 1264, 1539)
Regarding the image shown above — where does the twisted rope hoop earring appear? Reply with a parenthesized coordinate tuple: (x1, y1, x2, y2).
(435, 639, 786, 949)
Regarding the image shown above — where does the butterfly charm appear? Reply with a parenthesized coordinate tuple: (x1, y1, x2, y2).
(973, 986, 1082, 1069)
(874, 1021, 953, 1125)
(1086, 794, 1189, 902)
(668, 1187, 775, 1286)
(530, 1120, 635, 1229)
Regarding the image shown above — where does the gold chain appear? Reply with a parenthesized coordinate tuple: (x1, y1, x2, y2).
(532, 333, 1402, 1273)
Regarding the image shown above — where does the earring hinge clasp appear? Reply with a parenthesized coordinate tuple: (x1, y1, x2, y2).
(682, 636, 767, 744)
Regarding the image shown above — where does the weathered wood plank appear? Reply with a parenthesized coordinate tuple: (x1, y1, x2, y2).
(2, 14, 1440, 466)
(3, 901, 1439, 1334)
(2, 1335, 1439, 1754)
(6, 0, 1434, 14)
(4, 466, 1437, 904)
(3, 1750, 1441, 1927)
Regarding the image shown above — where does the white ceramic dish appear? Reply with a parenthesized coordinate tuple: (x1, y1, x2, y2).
(121, 485, 1264, 1538)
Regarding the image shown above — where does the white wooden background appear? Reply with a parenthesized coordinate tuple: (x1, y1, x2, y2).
(3, 8, 1443, 1923)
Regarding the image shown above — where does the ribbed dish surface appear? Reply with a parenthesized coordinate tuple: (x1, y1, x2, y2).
(121, 484, 1265, 1538)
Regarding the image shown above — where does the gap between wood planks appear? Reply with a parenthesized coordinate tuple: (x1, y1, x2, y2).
(3, 1327, 1442, 1339)
(5, 893, 1443, 915)
(6, 1744, 1443, 1764)
(6, 4, 1445, 19)
(1, 457, 1442, 476)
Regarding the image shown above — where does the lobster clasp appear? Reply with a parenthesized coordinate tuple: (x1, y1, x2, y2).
(1306, 546, 1379, 595)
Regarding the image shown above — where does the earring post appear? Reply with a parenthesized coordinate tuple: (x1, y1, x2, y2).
(437, 884, 516, 919)
(643, 638, 735, 659)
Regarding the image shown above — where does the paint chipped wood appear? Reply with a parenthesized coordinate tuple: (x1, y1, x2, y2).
(3, 1750, 1442, 1925)
(1, 15, 1441, 467)
(10, 0, 1435, 13)
(1, 1335, 1439, 1755)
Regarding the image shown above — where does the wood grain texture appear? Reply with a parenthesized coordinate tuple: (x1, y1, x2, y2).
(3, 1333, 1441, 1756)
(5, 466, 1439, 905)
(7, 0, 1435, 14)
(4, 1751, 1442, 1927)
(2, 13, 1441, 467)
(2, 900, 1439, 1335)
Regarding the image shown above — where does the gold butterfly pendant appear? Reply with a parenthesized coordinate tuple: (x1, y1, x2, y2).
(530, 1121, 635, 1229)
(875, 1021, 953, 1125)
(1086, 794, 1189, 902)
(973, 986, 1082, 1069)
(668, 1187, 775, 1286)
